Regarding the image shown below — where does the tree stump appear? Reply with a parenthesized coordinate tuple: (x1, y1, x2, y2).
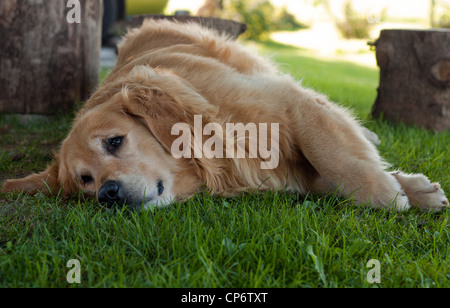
(372, 29, 450, 131)
(0, 0, 103, 115)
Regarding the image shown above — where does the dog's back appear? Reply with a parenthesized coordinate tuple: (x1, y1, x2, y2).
(116, 19, 278, 76)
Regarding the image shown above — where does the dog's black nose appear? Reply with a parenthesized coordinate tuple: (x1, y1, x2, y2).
(98, 181, 125, 208)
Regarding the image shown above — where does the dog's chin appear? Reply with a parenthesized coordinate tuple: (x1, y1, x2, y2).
(143, 196, 175, 210)
(94, 192, 175, 212)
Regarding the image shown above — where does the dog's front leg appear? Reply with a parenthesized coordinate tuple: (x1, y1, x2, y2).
(290, 92, 410, 211)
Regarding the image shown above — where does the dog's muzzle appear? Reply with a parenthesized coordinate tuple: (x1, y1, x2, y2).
(97, 180, 165, 209)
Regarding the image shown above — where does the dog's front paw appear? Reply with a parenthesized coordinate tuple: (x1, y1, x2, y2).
(412, 182, 449, 211)
(391, 172, 449, 211)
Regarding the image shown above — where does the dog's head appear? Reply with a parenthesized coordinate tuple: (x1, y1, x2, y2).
(1, 66, 222, 210)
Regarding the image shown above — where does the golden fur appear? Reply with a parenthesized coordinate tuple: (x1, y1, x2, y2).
(1, 20, 448, 211)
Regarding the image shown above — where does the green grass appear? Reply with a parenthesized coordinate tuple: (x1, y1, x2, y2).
(0, 41, 449, 288)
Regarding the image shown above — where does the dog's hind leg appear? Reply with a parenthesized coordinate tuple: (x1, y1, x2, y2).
(390, 172, 449, 211)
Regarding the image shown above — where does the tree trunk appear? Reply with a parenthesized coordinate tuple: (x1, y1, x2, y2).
(0, 0, 103, 115)
(430, 0, 436, 27)
(372, 29, 450, 131)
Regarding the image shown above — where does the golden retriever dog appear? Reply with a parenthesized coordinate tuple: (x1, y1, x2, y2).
(1, 20, 448, 211)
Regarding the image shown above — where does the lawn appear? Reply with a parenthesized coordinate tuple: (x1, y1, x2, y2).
(0, 41, 448, 288)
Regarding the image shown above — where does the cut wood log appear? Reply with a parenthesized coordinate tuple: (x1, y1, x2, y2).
(0, 0, 103, 115)
(372, 29, 450, 131)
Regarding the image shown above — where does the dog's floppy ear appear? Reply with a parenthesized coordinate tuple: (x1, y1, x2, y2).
(120, 66, 238, 191)
(1, 159, 61, 196)
(120, 66, 219, 153)
(122, 86, 196, 154)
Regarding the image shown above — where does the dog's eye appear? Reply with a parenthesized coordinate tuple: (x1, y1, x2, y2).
(157, 181, 164, 196)
(106, 136, 124, 155)
(81, 175, 93, 185)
